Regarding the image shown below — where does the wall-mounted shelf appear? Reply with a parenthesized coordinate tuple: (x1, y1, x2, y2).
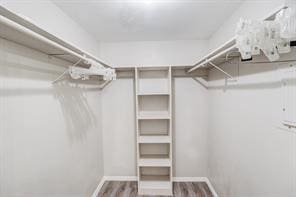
(0, 5, 115, 82)
(188, 5, 287, 76)
(188, 38, 238, 73)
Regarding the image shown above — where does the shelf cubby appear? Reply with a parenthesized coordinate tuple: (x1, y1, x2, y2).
(139, 143, 170, 159)
(138, 95, 170, 116)
(139, 167, 171, 182)
(138, 119, 169, 136)
(137, 69, 170, 94)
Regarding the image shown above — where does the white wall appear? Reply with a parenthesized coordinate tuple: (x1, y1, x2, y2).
(1, 0, 101, 57)
(0, 38, 104, 197)
(173, 77, 208, 177)
(100, 39, 209, 177)
(207, 54, 296, 197)
(100, 40, 208, 67)
(208, 0, 286, 51)
(101, 79, 136, 176)
(101, 77, 209, 177)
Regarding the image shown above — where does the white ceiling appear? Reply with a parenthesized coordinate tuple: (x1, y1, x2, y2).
(53, 0, 243, 42)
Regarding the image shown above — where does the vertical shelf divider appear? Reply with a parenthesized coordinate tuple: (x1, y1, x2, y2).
(135, 66, 173, 196)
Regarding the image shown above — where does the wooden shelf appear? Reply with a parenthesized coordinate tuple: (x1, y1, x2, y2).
(140, 175, 170, 182)
(137, 92, 170, 96)
(139, 180, 172, 188)
(138, 111, 170, 120)
(140, 154, 169, 159)
(138, 180, 172, 196)
(138, 158, 171, 167)
(139, 136, 170, 143)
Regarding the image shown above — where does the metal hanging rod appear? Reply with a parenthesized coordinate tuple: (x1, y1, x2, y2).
(240, 59, 296, 64)
(0, 15, 106, 68)
(187, 4, 287, 74)
(0, 9, 116, 83)
(188, 45, 237, 73)
(191, 37, 236, 68)
(0, 5, 113, 70)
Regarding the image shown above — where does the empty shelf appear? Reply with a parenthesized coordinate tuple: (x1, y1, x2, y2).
(138, 158, 171, 167)
(140, 154, 169, 159)
(139, 136, 170, 143)
(137, 92, 170, 96)
(138, 119, 169, 136)
(139, 180, 171, 188)
(138, 111, 170, 119)
(139, 143, 170, 159)
(138, 180, 172, 196)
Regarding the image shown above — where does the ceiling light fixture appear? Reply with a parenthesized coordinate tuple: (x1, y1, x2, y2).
(142, 0, 153, 5)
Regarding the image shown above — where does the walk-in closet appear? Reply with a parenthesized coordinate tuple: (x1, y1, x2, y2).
(0, 1, 295, 197)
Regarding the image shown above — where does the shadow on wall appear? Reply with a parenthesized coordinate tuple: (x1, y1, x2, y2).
(53, 81, 98, 142)
(0, 46, 99, 142)
(53, 81, 97, 141)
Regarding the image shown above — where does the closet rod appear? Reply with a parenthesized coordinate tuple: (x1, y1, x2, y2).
(0, 14, 112, 69)
(188, 5, 286, 74)
(188, 45, 237, 73)
(239, 59, 296, 64)
(191, 37, 236, 68)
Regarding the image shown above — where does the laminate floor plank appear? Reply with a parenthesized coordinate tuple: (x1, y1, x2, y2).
(97, 181, 214, 197)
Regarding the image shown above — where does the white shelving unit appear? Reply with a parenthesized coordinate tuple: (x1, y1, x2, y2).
(135, 67, 173, 196)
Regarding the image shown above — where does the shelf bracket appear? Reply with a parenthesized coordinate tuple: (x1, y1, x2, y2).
(192, 77, 209, 89)
(52, 59, 82, 84)
(208, 62, 235, 79)
(52, 68, 69, 84)
(98, 80, 112, 90)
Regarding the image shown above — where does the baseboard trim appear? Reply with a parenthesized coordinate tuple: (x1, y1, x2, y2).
(91, 176, 106, 197)
(204, 177, 219, 197)
(104, 176, 138, 181)
(173, 177, 218, 197)
(91, 176, 218, 197)
(173, 176, 207, 182)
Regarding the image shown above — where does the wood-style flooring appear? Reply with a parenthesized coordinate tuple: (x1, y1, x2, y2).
(97, 181, 214, 197)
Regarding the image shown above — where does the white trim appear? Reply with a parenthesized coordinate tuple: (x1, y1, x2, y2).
(173, 177, 218, 197)
(172, 176, 207, 182)
(205, 177, 219, 197)
(91, 176, 218, 197)
(91, 177, 106, 197)
(104, 176, 137, 181)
